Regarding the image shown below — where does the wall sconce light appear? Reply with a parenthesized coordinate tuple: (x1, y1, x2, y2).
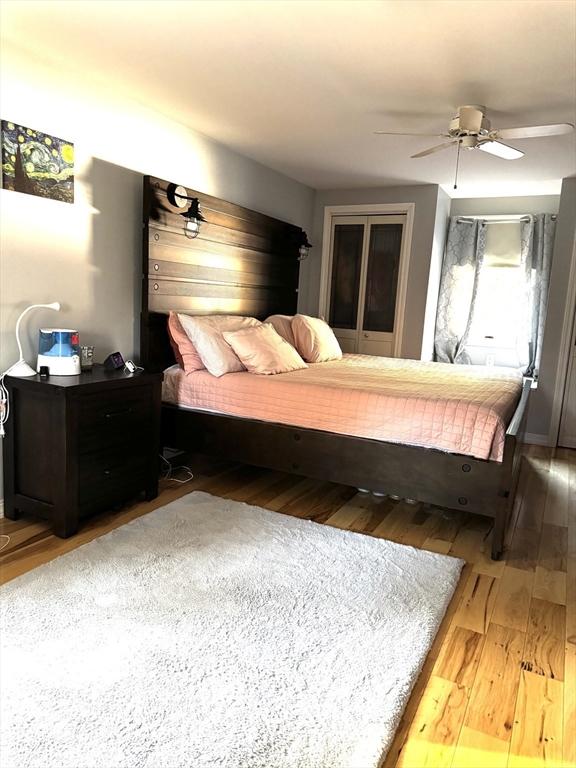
(181, 197, 206, 239)
(166, 184, 206, 239)
(297, 230, 312, 261)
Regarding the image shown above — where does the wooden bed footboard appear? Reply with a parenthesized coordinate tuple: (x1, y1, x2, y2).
(490, 377, 532, 559)
(161, 379, 532, 560)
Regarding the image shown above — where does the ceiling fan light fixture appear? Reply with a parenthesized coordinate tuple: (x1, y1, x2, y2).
(448, 105, 490, 137)
(478, 140, 524, 160)
(461, 136, 478, 150)
(457, 105, 485, 133)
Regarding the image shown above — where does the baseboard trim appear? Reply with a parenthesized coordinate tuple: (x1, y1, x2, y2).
(0, 499, 4, 518)
(522, 432, 551, 446)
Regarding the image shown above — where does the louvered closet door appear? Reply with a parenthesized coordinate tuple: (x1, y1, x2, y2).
(357, 215, 405, 357)
(327, 215, 406, 356)
(327, 217, 367, 353)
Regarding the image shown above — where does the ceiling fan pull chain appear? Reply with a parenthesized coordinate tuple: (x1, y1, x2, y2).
(454, 139, 462, 190)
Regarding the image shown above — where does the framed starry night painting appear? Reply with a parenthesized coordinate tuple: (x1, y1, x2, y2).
(1, 120, 74, 203)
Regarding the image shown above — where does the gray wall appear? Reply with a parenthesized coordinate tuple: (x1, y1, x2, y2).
(450, 195, 560, 216)
(525, 177, 576, 438)
(0, 49, 314, 499)
(421, 188, 451, 361)
(0, 54, 314, 373)
(300, 184, 442, 359)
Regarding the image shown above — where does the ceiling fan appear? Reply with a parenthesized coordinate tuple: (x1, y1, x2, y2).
(375, 104, 574, 160)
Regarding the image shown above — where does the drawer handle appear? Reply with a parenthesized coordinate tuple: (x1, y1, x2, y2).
(105, 407, 133, 419)
(103, 469, 112, 477)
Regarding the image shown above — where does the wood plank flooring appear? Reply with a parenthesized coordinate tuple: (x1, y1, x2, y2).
(1, 446, 574, 768)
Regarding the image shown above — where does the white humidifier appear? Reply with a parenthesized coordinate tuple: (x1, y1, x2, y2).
(37, 329, 81, 375)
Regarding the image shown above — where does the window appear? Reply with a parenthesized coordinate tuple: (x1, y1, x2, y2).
(466, 222, 529, 369)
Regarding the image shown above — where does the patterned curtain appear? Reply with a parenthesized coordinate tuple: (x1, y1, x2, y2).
(434, 217, 486, 364)
(521, 214, 556, 377)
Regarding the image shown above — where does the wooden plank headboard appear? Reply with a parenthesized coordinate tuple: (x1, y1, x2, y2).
(140, 176, 303, 372)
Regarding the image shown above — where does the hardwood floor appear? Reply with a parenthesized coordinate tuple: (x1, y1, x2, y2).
(1, 446, 574, 768)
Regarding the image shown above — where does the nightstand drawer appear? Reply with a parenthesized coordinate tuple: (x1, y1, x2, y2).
(78, 388, 152, 453)
(78, 449, 149, 509)
(79, 387, 151, 427)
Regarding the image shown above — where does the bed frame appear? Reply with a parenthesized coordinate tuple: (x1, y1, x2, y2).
(141, 176, 531, 560)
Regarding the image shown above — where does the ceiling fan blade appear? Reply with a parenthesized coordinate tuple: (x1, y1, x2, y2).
(496, 123, 574, 140)
(411, 141, 457, 159)
(478, 140, 524, 160)
(374, 131, 447, 136)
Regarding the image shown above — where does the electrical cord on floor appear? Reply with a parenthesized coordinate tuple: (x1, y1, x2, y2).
(0, 535, 10, 552)
(159, 454, 194, 484)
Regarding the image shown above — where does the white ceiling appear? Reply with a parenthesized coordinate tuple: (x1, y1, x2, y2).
(2, 0, 575, 197)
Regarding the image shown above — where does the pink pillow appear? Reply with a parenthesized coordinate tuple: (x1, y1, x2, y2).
(264, 315, 296, 348)
(178, 314, 261, 377)
(167, 312, 205, 373)
(291, 314, 343, 363)
(223, 324, 307, 375)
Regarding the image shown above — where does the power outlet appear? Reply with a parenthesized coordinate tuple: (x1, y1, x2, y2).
(485, 353, 495, 366)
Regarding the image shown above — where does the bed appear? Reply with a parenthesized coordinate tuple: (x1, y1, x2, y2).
(141, 175, 531, 560)
(162, 355, 523, 462)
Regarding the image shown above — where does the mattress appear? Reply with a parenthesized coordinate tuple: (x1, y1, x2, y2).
(162, 354, 523, 461)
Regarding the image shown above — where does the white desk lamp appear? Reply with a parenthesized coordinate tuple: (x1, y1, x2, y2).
(10, 302, 61, 377)
(0, 302, 61, 438)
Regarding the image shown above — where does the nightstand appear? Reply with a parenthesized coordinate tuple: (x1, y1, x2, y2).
(3, 365, 163, 537)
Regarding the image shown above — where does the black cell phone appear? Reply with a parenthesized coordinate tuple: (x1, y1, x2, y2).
(103, 352, 125, 370)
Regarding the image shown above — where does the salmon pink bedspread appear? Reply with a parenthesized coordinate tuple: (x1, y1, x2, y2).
(162, 354, 523, 461)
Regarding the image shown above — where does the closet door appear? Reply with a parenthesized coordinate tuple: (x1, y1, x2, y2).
(357, 215, 405, 357)
(326, 213, 407, 357)
(327, 217, 367, 353)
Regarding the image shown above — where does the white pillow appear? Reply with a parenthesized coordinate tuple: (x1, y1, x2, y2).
(177, 314, 261, 377)
(223, 324, 307, 375)
(264, 315, 296, 348)
(291, 314, 343, 363)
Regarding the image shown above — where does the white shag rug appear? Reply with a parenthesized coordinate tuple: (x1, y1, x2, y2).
(1, 492, 463, 768)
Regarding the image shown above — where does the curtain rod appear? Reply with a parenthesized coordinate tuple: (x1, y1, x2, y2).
(456, 215, 557, 224)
